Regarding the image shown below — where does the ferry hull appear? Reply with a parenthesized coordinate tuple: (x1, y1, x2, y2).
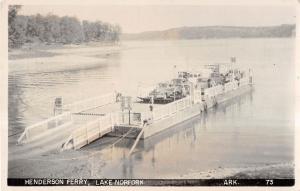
(142, 84, 253, 139)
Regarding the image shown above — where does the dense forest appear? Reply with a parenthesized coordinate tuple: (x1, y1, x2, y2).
(8, 5, 121, 48)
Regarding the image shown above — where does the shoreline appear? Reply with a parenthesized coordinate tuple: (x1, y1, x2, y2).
(176, 163, 294, 179)
(8, 156, 294, 179)
(8, 42, 123, 74)
(8, 42, 121, 60)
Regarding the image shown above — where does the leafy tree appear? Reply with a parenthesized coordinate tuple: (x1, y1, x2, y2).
(8, 6, 122, 48)
(8, 5, 22, 48)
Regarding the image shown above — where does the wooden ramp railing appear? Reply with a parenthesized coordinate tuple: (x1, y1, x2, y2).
(61, 112, 120, 150)
(17, 112, 73, 144)
(17, 92, 117, 145)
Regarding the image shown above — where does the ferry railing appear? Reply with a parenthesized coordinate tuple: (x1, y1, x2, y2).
(239, 77, 249, 86)
(233, 80, 238, 90)
(215, 85, 224, 95)
(152, 96, 191, 121)
(17, 112, 73, 144)
(204, 78, 249, 99)
(193, 88, 202, 103)
(204, 85, 223, 98)
(224, 82, 234, 93)
(64, 92, 116, 114)
(71, 112, 117, 150)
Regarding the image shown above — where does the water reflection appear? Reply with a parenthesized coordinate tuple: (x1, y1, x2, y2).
(8, 75, 26, 139)
(8, 51, 122, 141)
(90, 90, 256, 178)
(143, 90, 253, 150)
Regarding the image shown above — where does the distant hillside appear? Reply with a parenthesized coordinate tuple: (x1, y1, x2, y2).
(121, 25, 295, 40)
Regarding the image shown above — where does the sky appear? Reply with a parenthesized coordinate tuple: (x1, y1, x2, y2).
(19, 4, 296, 33)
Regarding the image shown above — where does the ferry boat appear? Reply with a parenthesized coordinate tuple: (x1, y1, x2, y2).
(137, 63, 251, 106)
(111, 61, 254, 140)
(16, 59, 254, 152)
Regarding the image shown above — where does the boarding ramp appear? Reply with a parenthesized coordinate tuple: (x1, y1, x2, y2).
(62, 113, 117, 150)
(17, 92, 117, 145)
(17, 112, 73, 144)
(62, 111, 146, 150)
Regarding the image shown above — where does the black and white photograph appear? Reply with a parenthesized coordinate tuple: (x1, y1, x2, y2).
(1, 0, 299, 189)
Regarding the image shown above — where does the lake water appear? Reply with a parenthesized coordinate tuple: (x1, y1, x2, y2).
(8, 38, 295, 178)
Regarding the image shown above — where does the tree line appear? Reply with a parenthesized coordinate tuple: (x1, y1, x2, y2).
(8, 5, 121, 48)
(123, 25, 295, 40)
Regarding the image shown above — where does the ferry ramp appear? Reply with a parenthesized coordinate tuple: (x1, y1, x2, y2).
(62, 102, 161, 150)
(12, 93, 120, 158)
(13, 92, 159, 157)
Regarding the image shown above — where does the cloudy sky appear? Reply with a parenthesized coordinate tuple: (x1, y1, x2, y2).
(19, 4, 296, 33)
